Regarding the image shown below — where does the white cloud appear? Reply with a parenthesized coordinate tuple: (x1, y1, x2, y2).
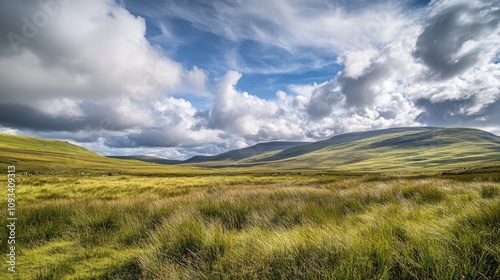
(36, 97, 85, 118)
(160, 0, 412, 54)
(0, 127, 20, 135)
(210, 71, 279, 135)
(184, 66, 208, 94)
(124, 96, 222, 148)
(341, 49, 379, 79)
(152, 0, 418, 75)
(1, 0, 499, 160)
(0, 0, 193, 106)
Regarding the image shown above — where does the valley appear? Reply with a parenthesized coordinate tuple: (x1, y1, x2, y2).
(0, 128, 499, 279)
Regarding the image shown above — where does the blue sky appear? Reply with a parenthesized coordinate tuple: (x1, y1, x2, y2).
(133, 2, 345, 100)
(125, 0, 424, 99)
(0, 0, 498, 159)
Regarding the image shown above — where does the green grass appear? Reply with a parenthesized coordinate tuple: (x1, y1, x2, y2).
(0, 132, 499, 279)
(1, 173, 499, 279)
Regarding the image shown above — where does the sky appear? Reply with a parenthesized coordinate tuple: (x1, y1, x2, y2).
(0, 0, 499, 160)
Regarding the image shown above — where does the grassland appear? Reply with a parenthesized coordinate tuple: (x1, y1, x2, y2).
(1, 172, 499, 279)
(0, 132, 499, 279)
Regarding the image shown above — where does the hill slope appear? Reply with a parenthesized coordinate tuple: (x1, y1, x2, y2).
(259, 127, 436, 162)
(0, 134, 197, 175)
(2, 127, 499, 174)
(108, 155, 183, 165)
(183, 127, 500, 173)
(184, 141, 309, 164)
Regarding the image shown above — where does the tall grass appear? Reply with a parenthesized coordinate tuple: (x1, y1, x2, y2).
(0, 175, 499, 279)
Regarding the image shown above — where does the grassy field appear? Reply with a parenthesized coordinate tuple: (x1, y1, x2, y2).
(0, 133, 499, 279)
(0, 172, 499, 279)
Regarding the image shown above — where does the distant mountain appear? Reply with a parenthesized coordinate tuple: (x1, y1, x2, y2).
(258, 127, 437, 162)
(184, 141, 310, 164)
(107, 155, 183, 165)
(3, 127, 499, 174)
(181, 127, 500, 173)
(105, 142, 310, 166)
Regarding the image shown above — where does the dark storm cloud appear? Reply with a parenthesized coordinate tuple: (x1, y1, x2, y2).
(0, 1, 70, 58)
(307, 81, 343, 119)
(103, 136, 136, 148)
(306, 62, 391, 119)
(413, 2, 500, 80)
(0, 1, 33, 55)
(416, 98, 475, 126)
(416, 98, 500, 128)
(0, 102, 144, 133)
(340, 63, 390, 107)
(105, 129, 214, 149)
(0, 103, 89, 132)
(128, 130, 183, 148)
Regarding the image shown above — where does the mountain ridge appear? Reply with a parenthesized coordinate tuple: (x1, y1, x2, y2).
(169, 127, 500, 172)
(2, 126, 500, 174)
(184, 141, 310, 163)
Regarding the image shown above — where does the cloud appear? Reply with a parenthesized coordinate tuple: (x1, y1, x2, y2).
(1, 0, 500, 160)
(0, 1, 186, 105)
(304, 35, 422, 121)
(415, 98, 500, 135)
(98, 96, 222, 148)
(341, 49, 379, 79)
(206, 70, 421, 143)
(209, 71, 280, 135)
(153, 0, 415, 74)
(301, 0, 499, 135)
(163, 0, 412, 51)
(35, 97, 85, 119)
(406, 0, 500, 122)
(0, 127, 20, 135)
(413, 0, 500, 80)
(306, 80, 344, 119)
(184, 66, 208, 94)
(0, 0, 211, 138)
(0, 103, 91, 132)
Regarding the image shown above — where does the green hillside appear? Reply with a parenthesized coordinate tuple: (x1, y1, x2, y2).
(0, 131, 499, 279)
(2, 128, 500, 175)
(0, 134, 199, 175)
(259, 127, 436, 162)
(108, 155, 183, 165)
(184, 141, 308, 164)
(184, 127, 500, 173)
(259, 128, 500, 172)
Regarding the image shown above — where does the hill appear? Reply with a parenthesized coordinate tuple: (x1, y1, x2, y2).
(0, 134, 198, 175)
(107, 155, 183, 165)
(182, 127, 500, 173)
(2, 127, 500, 174)
(258, 127, 436, 162)
(184, 141, 309, 164)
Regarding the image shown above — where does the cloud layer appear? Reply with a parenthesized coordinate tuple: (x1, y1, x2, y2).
(0, 0, 499, 159)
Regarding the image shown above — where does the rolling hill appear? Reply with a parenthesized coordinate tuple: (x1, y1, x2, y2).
(184, 141, 309, 164)
(179, 127, 500, 173)
(0, 134, 198, 175)
(2, 127, 500, 174)
(107, 155, 183, 165)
